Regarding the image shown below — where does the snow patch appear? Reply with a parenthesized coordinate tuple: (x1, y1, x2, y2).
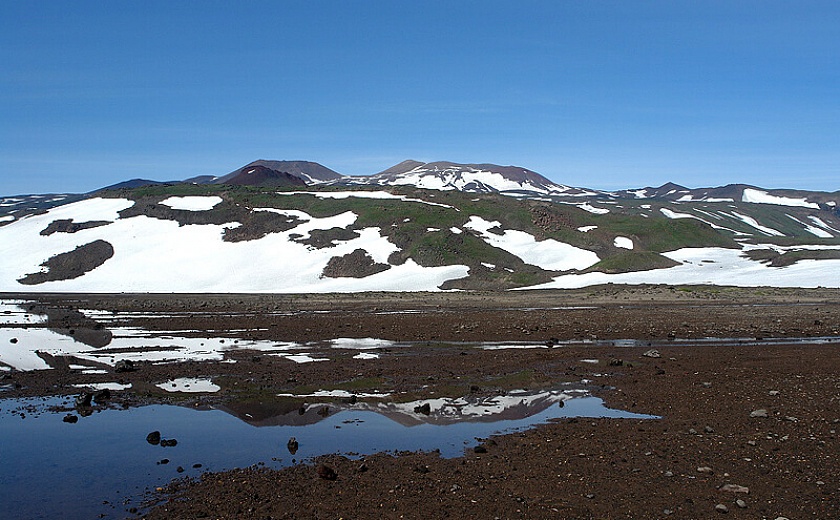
(277, 190, 455, 209)
(73, 382, 132, 391)
(577, 226, 598, 233)
(464, 216, 599, 271)
(614, 237, 634, 249)
(159, 196, 223, 211)
(727, 212, 785, 236)
(742, 188, 819, 209)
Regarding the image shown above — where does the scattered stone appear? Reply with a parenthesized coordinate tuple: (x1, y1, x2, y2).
(585, 494, 595, 499)
(769, 390, 780, 396)
(664, 470, 674, 477)
(663, 509, 674, 515)
(357, 463, 368, 473)
(93, 389, 110, 403)
(701, 381, 712, 388)
(474, 444, 487, 454)
(176, 466, 184, 473)
(715, 503, 729, 513)
(750, 409, 769, 418)
(287, 437, 298, 455)
(609, 358, 624, 366)
(316, 463, 338, 480)
(62, 414, 78, 423)
(115, 360, 135, 373)
(146, 431, 161, 445)
(784, 416, 798, 422)
(642, 349, 661, 358)
(747, 440, 756, 446)
(75, 392, 92, 407)
(704, 425, 714, 433)
(735, 499, 747, 509)
(689, 428, 698, 435)
(414, 403, 431, 415)
(414, 465, 430, 474)
(719, 484, 750, 494)
(160, 439, 178, 447)
(697, 466, 714, 474)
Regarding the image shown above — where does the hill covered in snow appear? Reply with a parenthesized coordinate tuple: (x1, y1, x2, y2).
(2, 176, 840, 292)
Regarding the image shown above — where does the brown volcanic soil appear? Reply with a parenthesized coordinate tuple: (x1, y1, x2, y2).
(3, 285, 840, 519)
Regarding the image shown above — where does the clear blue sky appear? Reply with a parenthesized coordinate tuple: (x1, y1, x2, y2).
(2, 1, 838, 195)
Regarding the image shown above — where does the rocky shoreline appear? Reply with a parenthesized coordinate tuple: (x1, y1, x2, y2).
(2, 285, 839, 519)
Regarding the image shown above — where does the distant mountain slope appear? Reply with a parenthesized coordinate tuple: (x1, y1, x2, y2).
(217, 160, 343, 184)
(337, 160, 597, 197)
(219, 165, 308, 188)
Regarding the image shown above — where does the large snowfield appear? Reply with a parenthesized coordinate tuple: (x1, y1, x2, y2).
(1, 196, 840, 292)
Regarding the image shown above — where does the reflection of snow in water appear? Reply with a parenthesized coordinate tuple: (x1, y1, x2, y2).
(156, 377, 220, 393)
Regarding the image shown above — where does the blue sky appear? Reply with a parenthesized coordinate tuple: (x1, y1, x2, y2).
(1, 1, 838, 195)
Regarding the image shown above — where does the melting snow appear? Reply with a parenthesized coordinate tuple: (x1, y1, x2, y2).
(531, 246, 840, 289)
(159, 196, 223, 211)
(614, 237, 634, 250)
(742, 188, 819, 209)
(73, 382, 132, 391)
(0, 200, 469, 292)
(577, 203, 610, 215)
(0, 216, 14, 223)
(276, 191, 455, 209)
(577, 226, 598, 232)
(786, 214, 833, 238)
(277, 390, 391, 398)
(464, 216, 599, 271)
(727, 211, 785, 236)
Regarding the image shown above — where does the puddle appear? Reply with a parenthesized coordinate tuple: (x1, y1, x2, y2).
(1, 392, 656, 520)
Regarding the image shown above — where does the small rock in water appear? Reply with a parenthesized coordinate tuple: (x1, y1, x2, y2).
(9, 338, 18, 344)
(750, 409, 769, 418)
(160, 438, 178, 447)
(642, 349, 661, 358)
(715, 503, 729, 514)
(146, 431, 161, 445)
(75, 392, 92, 407)
(62, 414, 78, 423)
(287, 437, 299, 455)
(93, 389, 110, 403)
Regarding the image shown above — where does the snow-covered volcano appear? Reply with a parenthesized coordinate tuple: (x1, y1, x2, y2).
(339, 160, 595, 197)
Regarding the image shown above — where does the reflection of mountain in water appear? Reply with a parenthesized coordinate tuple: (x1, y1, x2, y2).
(216, 390, 585, 428)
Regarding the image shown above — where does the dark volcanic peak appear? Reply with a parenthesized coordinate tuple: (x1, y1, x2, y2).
(95, 178, 168, 192)
(218, 160, 342, 185)
(220, 165, 307, 188)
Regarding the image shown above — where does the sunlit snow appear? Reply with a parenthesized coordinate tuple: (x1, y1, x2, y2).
(614, 237, 634, 249)
(531, 247, 840, 289)
(159, 196, 223, 211)
(464, 216, 599, 271)
(741, 188, 819, 209)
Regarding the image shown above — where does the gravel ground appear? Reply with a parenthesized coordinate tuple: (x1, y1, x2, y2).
(2, 285, 839, 519)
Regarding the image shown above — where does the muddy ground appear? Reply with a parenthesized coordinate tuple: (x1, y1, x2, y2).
(3, 285, 840, 519)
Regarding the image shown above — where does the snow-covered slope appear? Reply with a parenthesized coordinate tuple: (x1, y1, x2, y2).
(341, 161, 596, 197)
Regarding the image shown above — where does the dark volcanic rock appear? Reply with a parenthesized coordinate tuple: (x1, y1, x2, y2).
(146, 431, 161, 445)
(316, 463, 338, 480)
(40, 219, 110, 236)
(115, 360, 135, 373)
(17, 240, 115, 285)
(322, 249, 391, 278)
